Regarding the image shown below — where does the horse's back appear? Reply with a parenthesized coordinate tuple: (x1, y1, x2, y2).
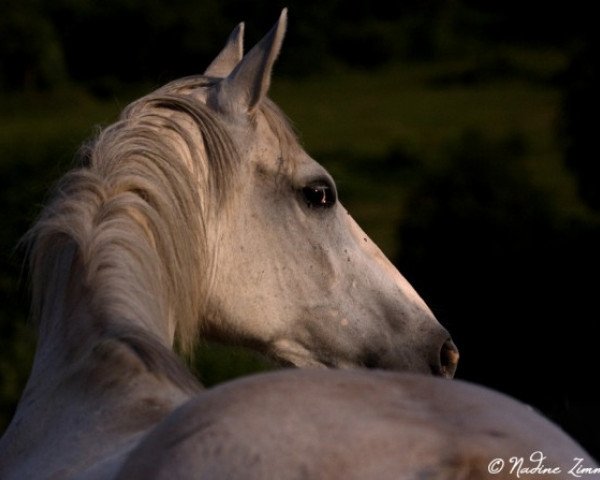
(116, 370, 591, 479)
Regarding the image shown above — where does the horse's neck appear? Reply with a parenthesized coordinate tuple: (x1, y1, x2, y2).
(0, 245, 200, 479)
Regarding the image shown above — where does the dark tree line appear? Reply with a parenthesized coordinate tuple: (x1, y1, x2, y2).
(561, 23, 599, 210)
(0, 0, 589, 91)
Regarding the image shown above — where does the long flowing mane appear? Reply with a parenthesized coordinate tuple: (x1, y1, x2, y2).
(26, 77, 241, 356)
(25, 75, 300, 359)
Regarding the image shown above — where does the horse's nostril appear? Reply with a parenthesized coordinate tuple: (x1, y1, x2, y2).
(438, 339, 459, 378)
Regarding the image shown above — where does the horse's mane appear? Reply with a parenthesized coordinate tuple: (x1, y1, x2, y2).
(26, 75, 299, 361)
(28, 80, 209, 351)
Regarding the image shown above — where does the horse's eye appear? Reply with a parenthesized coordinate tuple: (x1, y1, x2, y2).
(302, 183, 336, 209)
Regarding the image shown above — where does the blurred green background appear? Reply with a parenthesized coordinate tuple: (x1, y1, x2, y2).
(1, 0, 598, 459)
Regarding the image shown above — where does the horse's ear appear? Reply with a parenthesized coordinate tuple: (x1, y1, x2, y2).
(208, 9, 287, 115)
(204, 22, 245, 78)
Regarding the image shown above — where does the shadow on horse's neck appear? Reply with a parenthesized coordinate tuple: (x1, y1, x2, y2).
(30, 237, 200, 401)
(0, 239, 199, 480)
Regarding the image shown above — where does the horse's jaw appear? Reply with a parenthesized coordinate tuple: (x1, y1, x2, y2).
(269, 335, 459, 379)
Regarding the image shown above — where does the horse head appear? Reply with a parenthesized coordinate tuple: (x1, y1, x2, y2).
(160, 10, 459, 376)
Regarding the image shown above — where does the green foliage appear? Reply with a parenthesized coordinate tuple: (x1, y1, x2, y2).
(0, 0, 66, 90)
(0, 0, 588, 91)
(192, 342, 275, 388)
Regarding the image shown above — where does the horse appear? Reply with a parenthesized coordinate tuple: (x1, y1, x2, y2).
(0, 9, 594, 479)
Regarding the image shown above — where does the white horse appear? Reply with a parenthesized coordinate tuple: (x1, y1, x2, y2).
(0, 10, 594, 480)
